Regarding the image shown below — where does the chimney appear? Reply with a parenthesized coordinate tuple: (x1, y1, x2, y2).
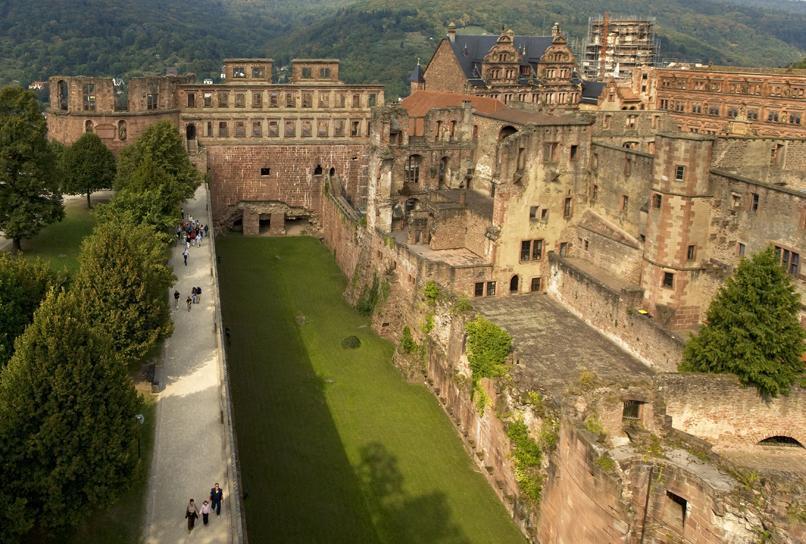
(447, 21, 457, 43)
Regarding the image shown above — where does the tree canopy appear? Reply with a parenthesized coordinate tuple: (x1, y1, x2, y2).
(74, 221, 174, 367)
(681, 246, 805, 396)
(0, 254, 68, 368)
(0, 86, 63, 251)
(61, 132, 116, 208)
(0, 290, 140, 537)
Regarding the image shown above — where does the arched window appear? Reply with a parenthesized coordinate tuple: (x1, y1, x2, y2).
(118, 120, 127, 141)
(313, 164, 323, 176)
(58, 80, 69, 111)
(438, 156, 449, 187)
(759, 436, 804, 448)
(498, 125, 517, 142)
(329, 167, 336, 177)
(84, 120, 94, 133)
(405, 155, 421, 184)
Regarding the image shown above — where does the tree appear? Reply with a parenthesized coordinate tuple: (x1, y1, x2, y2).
(74, 220, 174, 367)
(116, 121, 199, 201)
(61, 132, 116, 208)
(681, 247, 805, 397)
(0, 254, 68, 367)
(0, 289, 140, 537)
(0, 86, 63, 252)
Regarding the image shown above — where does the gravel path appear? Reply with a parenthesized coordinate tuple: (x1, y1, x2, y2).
(144, 184, 232, 543)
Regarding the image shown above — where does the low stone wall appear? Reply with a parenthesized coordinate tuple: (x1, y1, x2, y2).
(657, 373, 806, 449)
(548, 253, 684, 372)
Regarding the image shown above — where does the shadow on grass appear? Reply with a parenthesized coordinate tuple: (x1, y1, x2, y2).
(357, 442, 471, 544)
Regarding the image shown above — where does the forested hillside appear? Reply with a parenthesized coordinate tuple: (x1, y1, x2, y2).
(1, 0, 804, 98)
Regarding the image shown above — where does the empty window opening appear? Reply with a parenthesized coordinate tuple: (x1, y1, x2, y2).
(664, 491, 688, 530)
(540, 208, 549, 223)
(653, 194, 662, 209)
(313, 165, 323, 176)
(509, 275, 519, 294)
(260, 167, 271, 176)
(203, 93, 212, 107)
(622, 195, 629, 213)
(438, 156, 449, 187)
(186, 123, 196, 140)
(751, 193, 759, 212)
(58, 80, 69, 111)
(687, 245, 696, 261)
(559, 242, 569, 257)
(187, 93, 196, 108)
(570, 144, 578, 161)
(252, 121, 262, 137)
(622, 400, 645, 420)
(84, 120, 93, 133)
(662, 272, 675, 289)
(758, 436, 804, 448)
(563, 197, 573, 219)
(529, 206, 538, 222)
(498, 125, 517, 142)
(83, 83, 96, 111)
(301, 67, 312, 79)
(218, 121, 229, 137)
(405, 155, 421, 184)
(329, 167, 336, 177)
(737, 242, 746, 256)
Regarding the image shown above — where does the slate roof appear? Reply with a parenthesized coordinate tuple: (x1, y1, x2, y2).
(408, 63, 425, 83)
(581, 80, 605, 103)
(449, 35, 554, 79)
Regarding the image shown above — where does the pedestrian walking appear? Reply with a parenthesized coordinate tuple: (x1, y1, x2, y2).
(183, 248, 189, 266)
(186, 296, 192, 312)
(200, 500, 211, 526)
(185, 498, 199, 531)
(210, 483, 223, 516)
(175, 226, 182, 245)
(173, 290, 180, 309)
(196, 286, 202, 304)
(181, 208, 185, 220)
(204, 224, 209, 237)
(191, 287, 198, 304)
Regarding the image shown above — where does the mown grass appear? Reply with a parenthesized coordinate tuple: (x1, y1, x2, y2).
(217, 235, 524, 544)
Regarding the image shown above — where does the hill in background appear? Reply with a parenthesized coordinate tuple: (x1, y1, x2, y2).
(2, 0, 804, 98)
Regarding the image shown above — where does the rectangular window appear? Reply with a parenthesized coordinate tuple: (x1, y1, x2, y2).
(774, 245, 800, 276)
(302, 92, 313, 108)
(687, 245, 696, 261)
(563, 197, 573, 219)
(337, 94, 346, 108)
(317, 120, 328, 138)
(206, 121, 212, 136)
(252, 92, 263, 108)
(301, 67, 312, 79)
(286, 92, 295, 108)
(319, 67, 331, 78)
(319, 92, 330, 108)
(301, 119, 312, 138)
(187, 93, 196, 108)
(269, 92, 278, 108)
(474, 282, 484, 297)
(591, 184, 598, 203)
(334, 119, 345, 137)
(369, 93, 377, 107)
(352, 94, 361, 108)
(532, 239, 543, 260)
(284, 120, 296, 137)
(544, 142, 559, 162)
(622, 400, 644, 420)
(218, 92, 229, 107)
(767, 111, 779, 123)
(747, 109, 759, 121)
(235, 121, 246, 138)
(252, 121, 262, 137)
(653, 193, 662, 209)
(529, 206, 538, 222)
(664, 492, 688, 530)
(82, 84, 96, 111)
(708, 105, 720, 116)
(232, 66, 245, 78)
(260, 167, 271, 176)
(570, 145, 578, 161)
(235, 93, 246, 108)
(351, 120, 361, 137)
(751, 193, 759, 212)
(559, 242, 568, 257)
(530, 277, 541, 292)
(203, 93, 212, 107)
(737, 242, 746, 256)
(662, 272, 674, 288)
(252, 67, 265, 79)
(146, 92, 158, 111)
(268, 120, 279, 137)
(691, 103, 701, 114)
(675, 165, 685, 181)
(622, 195, 629, 212)
(218, 121, 228, 137)
(520, 240, 531, 262)
(486, 281, 496, 296)
(789, 112, 802, 125)
(540, 208, 549, 223)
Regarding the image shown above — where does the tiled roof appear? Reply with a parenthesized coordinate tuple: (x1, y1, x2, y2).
(400, 91, 507, 117)
(449, 35, 554, 79)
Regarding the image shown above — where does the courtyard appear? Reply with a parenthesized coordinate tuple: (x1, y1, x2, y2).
(217, 236, 525, 544)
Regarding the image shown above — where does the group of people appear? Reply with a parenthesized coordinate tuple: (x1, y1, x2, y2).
(173, 287, 203, 311)
(185, 483, 224, 531)
(177, 213, 209, 267)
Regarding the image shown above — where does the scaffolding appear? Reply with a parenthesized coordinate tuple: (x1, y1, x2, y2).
(582, 15, 660, 81)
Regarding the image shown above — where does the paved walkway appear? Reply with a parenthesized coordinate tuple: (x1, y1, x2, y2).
(145, 184, 232, 543)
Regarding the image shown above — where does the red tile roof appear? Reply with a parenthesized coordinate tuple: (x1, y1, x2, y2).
(400, 91, 507, 117)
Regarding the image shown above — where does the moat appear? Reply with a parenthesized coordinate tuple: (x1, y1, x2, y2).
(218, 236, 524, 543)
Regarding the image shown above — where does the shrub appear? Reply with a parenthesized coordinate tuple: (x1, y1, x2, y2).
(400, 326, 416, 354)
(506, 420, 543, 503)
(465, 316, 511, 382)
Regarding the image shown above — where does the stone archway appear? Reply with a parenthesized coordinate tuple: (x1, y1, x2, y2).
(509, 275, 519, 293)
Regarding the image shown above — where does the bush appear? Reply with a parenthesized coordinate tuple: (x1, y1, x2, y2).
(341, 336, 361, 349)
(400, 326, 416, 354)
(465, 316, 511, 382)
(506, 420, 543, 503)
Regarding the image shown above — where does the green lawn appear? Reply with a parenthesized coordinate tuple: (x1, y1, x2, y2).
(17, 196, 105, 274)
(218, 236, 524, 544)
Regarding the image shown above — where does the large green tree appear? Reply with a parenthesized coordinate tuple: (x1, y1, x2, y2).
(0, 254, 67, 367)
(0, 86, 63, 252)
(61, 132, 116, 209)
(0, 289, 140, 538)
(116, 120, 200, 201)
(74, 220, 174, 367)
(681, 247, 805, 396)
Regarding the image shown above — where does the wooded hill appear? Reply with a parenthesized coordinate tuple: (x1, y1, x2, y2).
(2, 0, 804, 98)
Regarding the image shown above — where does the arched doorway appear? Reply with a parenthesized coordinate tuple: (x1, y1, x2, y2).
(498, 125, 517, 142)
(329, 167, 336, 177)
(186, 123, 196, 140)
(509, 275, 519, 293)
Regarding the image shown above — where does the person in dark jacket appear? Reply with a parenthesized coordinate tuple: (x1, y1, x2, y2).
(210, 483, 223, 515)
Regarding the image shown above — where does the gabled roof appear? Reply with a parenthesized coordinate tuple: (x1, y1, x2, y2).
(449, 35, 554, 79)
(408, 63, 425, 83)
